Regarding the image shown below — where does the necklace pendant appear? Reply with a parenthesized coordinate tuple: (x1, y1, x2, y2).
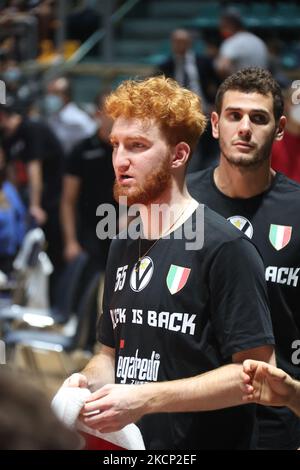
(135, 259, 141, 272)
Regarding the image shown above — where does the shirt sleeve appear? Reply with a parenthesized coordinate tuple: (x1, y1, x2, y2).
(22, 121, 45, 162)
(64, 142, 83, 177)
(219, 38, 237, 60)
(209, 237, 275, 359)
(97, 242, 117, 348)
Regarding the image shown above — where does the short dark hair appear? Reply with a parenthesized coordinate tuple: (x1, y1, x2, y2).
(215, 67, 284, 121)
(221, 9, 244, 30)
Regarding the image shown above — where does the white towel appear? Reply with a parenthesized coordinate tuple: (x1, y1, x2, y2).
(51, 387, 91, 428)
(51, 387, 145, 450)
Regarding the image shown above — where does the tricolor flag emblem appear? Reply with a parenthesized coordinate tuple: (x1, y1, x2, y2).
(166, 264, 191, 295)
(269, 224, 292, 251)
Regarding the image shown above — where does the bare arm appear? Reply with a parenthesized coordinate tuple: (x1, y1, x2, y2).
(62, 344, 115, 391)
(27, 160, 47, 225)
(82, 345, 274, 432)
(214, 55, 233, 79)
(60, 175, 82, 261)
(81, 344, 115, 392)
(242, 359, 300, 417)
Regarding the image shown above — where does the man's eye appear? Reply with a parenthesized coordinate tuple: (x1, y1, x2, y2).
(251, 115, 268, 124)
(111, 142, 118, 149)
(132, 142, 145, 148)
(229, 112, 241, 120)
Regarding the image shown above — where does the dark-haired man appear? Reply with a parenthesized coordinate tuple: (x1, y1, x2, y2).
(216, 11, 269, 77)
(188, 67, 300, 449)
(0, 100, 64, 272)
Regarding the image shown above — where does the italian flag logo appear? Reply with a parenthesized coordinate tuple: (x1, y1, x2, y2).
(269, 224, 292, 251)
(166, 264, 191, 295)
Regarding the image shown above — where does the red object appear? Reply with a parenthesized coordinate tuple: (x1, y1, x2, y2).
(271, 131, 300, 184)
(14, 160, 28, 186)
(80, 431, 125, 450)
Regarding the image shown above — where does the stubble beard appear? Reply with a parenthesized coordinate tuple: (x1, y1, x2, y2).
(220, 133, 276, 169)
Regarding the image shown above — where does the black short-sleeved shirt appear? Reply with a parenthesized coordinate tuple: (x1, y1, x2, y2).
(65, 133, 115, 228)
(2, 118, 63, 209)
(99, 205, 274, 450)
(188, 168, 300, 449)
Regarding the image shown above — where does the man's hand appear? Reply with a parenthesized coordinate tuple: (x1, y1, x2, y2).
(62, 373, 89, 389)
(241, 360, 295, 407)
(64, 240, 83, 262)
(80, 384, 147, 433)
(29, 205, 47, 226)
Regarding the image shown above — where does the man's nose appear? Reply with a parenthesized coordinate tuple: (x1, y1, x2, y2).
(113, 146, 130, 172)
(238, 115, 252, 139)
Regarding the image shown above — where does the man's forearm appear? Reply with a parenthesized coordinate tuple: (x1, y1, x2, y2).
(60, 198, 77, 244)
(81, 349, 115, 392)
(140, 363, 244, 415)
(27, 160, 42, 207)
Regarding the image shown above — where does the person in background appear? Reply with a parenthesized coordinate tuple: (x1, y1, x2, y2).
(215, 9, 269, 78)
(158, 29, 220, 172)
(158, 29, 219, 112)
(0, 145, 26, 274)
(0, 98, 64, 274)
(44, 76, 97, 156)
(188, 67, 300, 450)
(0, 367, 80, 450)
(60, 93, 115, 271)
(271, 86, 300, 183)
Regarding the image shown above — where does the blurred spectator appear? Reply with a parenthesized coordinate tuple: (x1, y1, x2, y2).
(215, 9, 269, 78)
(29, 0, 57, 44)
(44, 76, 97, 155)
(66, 0, 99, 44)
(0, 145, 26, 274)
(0, 367, 80, 450)
(0, 1, 39, 61)
(158, 29, 220, 172)
(158, 29, 219, 113)
(0, 98, 64, 272)
(60, 93, 115, 270)
(271, 87, 300, 183)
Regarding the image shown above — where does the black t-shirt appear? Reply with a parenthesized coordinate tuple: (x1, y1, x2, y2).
(188, 169, 300, 449)
(99, 205, 274, 449)
(2, 118, 63, 209)
(65, 133, 115, 228)
(188, 169, 300, 379)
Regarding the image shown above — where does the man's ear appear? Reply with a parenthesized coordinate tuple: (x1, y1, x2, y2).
(211, 111, 220, 139)
(274, 116, 287, 141)
(171, 142, 190, 169)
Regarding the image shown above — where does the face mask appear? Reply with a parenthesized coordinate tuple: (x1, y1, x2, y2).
(44, 94, 64, 115)
(290, 104, 300, 125)
(3, 68, 21, 83)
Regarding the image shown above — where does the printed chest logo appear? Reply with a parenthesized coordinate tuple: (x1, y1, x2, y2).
(167, 264, 191, 295)
(130, 257, 154, 292)
(227, 215, 253, 239)
(269, 224, 292, 251)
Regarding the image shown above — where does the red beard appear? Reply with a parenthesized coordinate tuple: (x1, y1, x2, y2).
(113, 157, 171, 206)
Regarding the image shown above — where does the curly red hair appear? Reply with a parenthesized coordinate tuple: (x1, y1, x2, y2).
(105, 75, 206, 153)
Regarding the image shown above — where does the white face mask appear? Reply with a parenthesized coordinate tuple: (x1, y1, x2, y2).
(44, 94, 64, 115)
(290, 104, 300, 125)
